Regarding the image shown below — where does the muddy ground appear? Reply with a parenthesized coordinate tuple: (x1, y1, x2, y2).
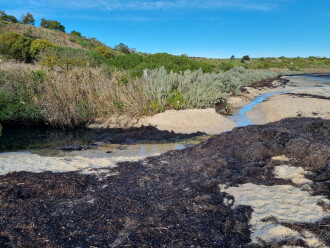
(0, 117, 329, 247)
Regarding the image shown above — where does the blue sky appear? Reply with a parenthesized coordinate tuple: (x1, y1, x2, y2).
(2, 0, 330, 58)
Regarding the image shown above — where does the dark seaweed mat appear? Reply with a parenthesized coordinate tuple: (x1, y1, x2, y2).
(0, 118, 329, 248)
(90, 125, 205, 144)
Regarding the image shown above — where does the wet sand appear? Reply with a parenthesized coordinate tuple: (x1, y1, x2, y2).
(246, 78, 330, 125)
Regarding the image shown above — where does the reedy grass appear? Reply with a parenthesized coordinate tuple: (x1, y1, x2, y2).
(31, 67, 147, 128)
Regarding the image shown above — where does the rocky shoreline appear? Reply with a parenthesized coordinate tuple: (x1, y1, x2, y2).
(0, 117, 329, 247)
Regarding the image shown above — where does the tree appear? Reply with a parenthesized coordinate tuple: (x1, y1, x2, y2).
(230, 55, 235, 60)
(70, 30, 81, 37)
(241, 55, 250, 63)
(40, 19, 65, 32)
(22, 12, 35, 25)
(114, 43, 130, 54)
(0, 10, 18, 23)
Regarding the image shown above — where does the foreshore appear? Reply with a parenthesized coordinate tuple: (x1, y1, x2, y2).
(0, 117, 329, 247)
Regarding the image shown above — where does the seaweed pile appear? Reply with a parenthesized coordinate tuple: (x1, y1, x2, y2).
(0, 118, 329, 247)
(90, 125, 205, 144)
(240, 75, 290, 92)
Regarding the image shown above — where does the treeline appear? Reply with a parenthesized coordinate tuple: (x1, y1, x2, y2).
(109, 53, 215, 77)
(197, 55, 330, 71)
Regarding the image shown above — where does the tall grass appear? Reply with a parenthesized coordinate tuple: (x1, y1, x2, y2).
(0, 62, 146, 127)
(34, 67, 146, 127)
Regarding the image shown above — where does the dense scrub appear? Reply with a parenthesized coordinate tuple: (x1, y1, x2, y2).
(0, 62, 277, 128)
(143, 67, 277, 111)
(195, 56, 330, 71)
(110, 53, 215, 76)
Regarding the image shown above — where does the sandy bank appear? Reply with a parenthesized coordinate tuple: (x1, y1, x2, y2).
(246, 86, 330, 125)
(88, 109, 236, 135)
(136, 108, 236, 135)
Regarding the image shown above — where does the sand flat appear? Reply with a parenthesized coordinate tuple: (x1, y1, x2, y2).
(137, 108, 236, 135)
(246, 87, 330, 125)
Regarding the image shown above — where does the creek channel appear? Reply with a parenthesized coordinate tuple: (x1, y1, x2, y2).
(0, 74, 329, 174)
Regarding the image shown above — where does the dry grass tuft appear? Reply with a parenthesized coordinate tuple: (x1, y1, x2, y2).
(32, 67, 147, 127)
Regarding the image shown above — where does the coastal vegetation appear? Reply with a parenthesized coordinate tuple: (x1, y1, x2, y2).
(0, 10, 329, 129)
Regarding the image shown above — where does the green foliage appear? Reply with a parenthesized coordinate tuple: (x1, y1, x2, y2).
(114, 43, 130, 54)
(30, 39, 56, 58)
(94, 45, 113, 59)
(70, 30, 81, 37)
(143, 66, 278, 113)
(219, 62, 234, 72)
(22, 12, 35, 25)
(0, 32, 32, 62)
(0, 123, 2, 136)
(38, 47, 105, 69)
(166, 90, 184, 109)
(230, 55, 235, 60)
(30, 70, 46, 84)
(40, 19, 65, 32)
(24, 27, 33, 37)
(75, 36, 91, 48)
(111, 53, 143, 70)
(110, 53, 215, 77)
(0, 10, 18, 23)
(144, 67, 233, 111)
(0, 80, 42, 124)
(227, 66, 277, 85)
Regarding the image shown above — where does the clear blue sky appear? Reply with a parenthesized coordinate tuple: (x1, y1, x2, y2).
(2, 0, 330, 58)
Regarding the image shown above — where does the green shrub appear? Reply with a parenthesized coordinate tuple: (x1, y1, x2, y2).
(30, 39, 56, 58)
(110, 53, 215, 77)
(111, 53, 143, 70)
(0, 70, 42, 124)
(143, 67, 234, 111)
(24, 27, 33, 37)
(94, 45, 113, 59)
(0, 32, 32, 62)
(70, 30, 81, 37)
(143, 66, 278, 113)
(219, 62, 234, 72)
(76, 36, 91, 48)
